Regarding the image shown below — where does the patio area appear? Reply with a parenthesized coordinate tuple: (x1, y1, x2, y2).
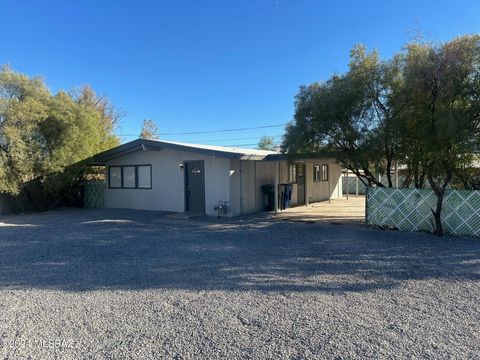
(276, 196, 366, 223)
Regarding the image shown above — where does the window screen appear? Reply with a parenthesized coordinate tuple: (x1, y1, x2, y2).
(122, 166, 136, 188)
(109, 167, 122, 188)
(137, 165, 151, 188)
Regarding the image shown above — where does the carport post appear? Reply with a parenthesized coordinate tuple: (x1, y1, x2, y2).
(328, 167, 331, 203)
(346, 170, 349, 200)
(395, 161, 399, 188)
(274, 161, 279, 214)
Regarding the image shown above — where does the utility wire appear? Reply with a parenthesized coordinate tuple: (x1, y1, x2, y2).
(117, 123, 287, 137)
(193, 134, 282, 144)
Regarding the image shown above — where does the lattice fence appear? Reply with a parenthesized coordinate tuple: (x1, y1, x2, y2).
(366, 187, 480, 237)
(342, 177, 367, 195)
(84, 180, 105, 208)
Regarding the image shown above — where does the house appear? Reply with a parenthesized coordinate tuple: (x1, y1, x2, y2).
(86, 139, 343, 217)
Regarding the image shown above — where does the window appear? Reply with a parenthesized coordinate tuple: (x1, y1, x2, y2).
(137, 165, 152, 188)
(321, 164, 329, 182)
(108, 165, 152, 189)
(122, 166, 136, 188)
(288, 164, 297, 183)
(313, 165, 320, 182)
(109, 167, 122, 188)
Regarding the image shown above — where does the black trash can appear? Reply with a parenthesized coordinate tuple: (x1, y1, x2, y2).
(261, 184, 275, 211)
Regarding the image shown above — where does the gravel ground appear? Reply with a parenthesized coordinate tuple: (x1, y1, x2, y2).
(0, 208, 479, 359)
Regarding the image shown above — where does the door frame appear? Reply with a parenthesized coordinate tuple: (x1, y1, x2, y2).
(183, 160, 206, 213)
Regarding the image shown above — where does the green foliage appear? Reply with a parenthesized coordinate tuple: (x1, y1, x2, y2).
(401, 35, 480, 235)
(283, 35, 480, 235)
(0, 66, 120, 210)
(257, 135, 277, 150)
(139, 119, 160, 140)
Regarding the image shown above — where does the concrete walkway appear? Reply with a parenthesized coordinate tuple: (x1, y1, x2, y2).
(277, 196, 366, 223)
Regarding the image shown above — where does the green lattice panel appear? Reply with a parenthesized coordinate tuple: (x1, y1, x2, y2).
(84, 180, 105, 208)
(367, 187, 480, 237)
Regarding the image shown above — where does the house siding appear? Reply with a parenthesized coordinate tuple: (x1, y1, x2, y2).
(105, 148, 231, 216)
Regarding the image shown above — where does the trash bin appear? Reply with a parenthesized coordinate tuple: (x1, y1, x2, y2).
(277, 183, 293, 210)
(284, 183, 292, 209)
(261, 184, 275, 211)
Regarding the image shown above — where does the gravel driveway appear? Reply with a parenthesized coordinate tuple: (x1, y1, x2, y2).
(0, 208, 479, 359)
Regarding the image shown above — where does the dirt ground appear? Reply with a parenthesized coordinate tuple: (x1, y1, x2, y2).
(0, 207, 478, 359)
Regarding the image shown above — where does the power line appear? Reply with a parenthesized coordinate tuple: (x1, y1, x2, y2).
(194, 135, 282, 144)
(228, 143, 261, 147)
(117, 123, 287, 137)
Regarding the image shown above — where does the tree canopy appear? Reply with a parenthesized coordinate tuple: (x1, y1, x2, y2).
(257, 135, 277, 151)
(0, 66, 120, 208)
(139, 119, 160, 140)
(283, 35, 480, 235)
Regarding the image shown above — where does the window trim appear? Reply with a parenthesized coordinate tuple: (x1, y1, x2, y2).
(108, 164, 152, 189)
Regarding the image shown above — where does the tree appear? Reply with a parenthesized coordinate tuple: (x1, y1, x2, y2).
(282, 67, 392, 187)
(257, 135, 276, 150)
(402, 35, 480, 235)
(282, 35, 480, 236)
(139, 119, 160, 140)
(0, 65, 120, 209)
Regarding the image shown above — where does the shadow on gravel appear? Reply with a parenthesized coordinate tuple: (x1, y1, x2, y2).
(0, 208, 479, 292)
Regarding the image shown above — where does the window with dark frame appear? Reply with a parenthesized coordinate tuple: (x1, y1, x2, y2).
(313, 165, 320, 182)
(108, 165, 152, 189)
(321, 164, 329, 182)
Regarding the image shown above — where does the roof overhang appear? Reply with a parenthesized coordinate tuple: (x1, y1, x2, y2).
(83, 138, 273, 165)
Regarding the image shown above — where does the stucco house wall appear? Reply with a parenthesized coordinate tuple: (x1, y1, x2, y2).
(105, 148, 231, 216)
(228, 159, 344, 215)
(93, 139, 344, 217)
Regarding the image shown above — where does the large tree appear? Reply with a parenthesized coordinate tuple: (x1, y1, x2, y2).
(402, 36, 480, 235)
(283, 35, 480, 236)
(0, 66, 119, 208)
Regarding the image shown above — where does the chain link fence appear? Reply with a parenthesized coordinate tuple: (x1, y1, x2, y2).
(366, 187, 480, 237)
(84, 180, 105, 208)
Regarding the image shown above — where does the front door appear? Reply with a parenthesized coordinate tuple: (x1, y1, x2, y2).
(184, 161, 205, 213)
(296, 164, 305, 205)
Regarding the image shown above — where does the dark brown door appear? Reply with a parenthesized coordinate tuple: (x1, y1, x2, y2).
(184, 161, 205, 213)
(297, 164, 305, 205)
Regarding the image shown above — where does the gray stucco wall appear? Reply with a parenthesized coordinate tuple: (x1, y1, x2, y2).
(277, 159, 342, 205)
(105, 148, 231, 216)
(104, 149, 343, 217)
(229, 159, 343, 215)
(304, 159, 343, 203)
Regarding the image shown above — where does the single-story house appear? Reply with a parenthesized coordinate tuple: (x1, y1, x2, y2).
(86, 139, 343, 217)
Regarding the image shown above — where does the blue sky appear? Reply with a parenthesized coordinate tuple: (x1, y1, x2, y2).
(1, 0, 479, 146)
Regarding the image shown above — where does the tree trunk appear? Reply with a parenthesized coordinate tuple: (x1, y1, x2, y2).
(427, 172, 452, 237)
(386, 158, 393, 187)
(431, 192, 444, 236)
